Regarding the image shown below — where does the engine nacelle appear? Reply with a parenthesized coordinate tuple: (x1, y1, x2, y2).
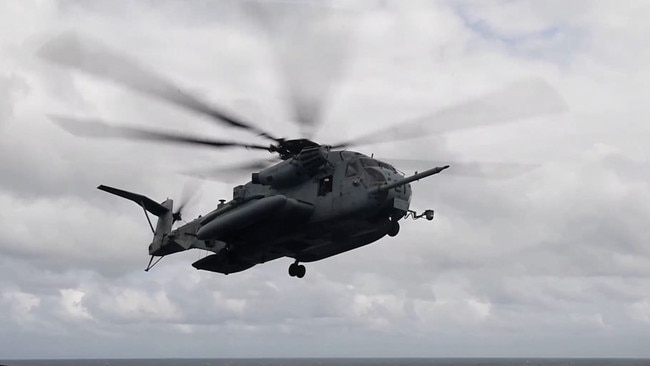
(252, 146, 328, 188)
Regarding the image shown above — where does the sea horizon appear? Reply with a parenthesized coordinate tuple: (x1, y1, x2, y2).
(2, 357, 650, 366)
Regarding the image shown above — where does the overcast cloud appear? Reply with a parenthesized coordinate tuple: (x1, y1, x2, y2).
(1, 0, 650, 360)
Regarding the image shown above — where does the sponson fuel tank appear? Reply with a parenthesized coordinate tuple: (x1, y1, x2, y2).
(196, 195, 313, 240)
(192, 254, 255, 274)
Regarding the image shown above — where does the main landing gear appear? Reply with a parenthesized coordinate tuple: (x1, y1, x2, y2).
(288, 261, 306, 278)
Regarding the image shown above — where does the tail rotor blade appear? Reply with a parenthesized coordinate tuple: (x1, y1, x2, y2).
(173, 179, 204, 224)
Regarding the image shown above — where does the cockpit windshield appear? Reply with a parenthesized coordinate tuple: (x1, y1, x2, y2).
(359, 158, 377, 167)
(379, 161, 396, 172)
(360, 158, 396, 172)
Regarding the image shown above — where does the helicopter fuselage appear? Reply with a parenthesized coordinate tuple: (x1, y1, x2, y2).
(158, 149, 414, 275)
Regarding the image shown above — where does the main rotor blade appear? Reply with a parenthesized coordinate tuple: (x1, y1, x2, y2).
(181, 158, 279, 182)
(383, 158, 540, 179)
(245, 2, 356, 139)
(38, 33, 281, 143)
(332, 79, 568, 148)
(50, 115, 271, 151)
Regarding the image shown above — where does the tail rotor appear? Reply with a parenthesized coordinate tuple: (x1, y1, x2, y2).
(171, 179, 203, 225)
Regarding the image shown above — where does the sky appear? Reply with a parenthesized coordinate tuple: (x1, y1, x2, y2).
(1, 0, 650, 359)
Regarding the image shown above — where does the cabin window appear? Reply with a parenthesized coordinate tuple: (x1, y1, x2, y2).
(318, 175, 333, 196)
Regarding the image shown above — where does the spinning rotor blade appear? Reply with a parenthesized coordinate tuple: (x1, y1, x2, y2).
(50, 115, 271, 151)
(384, 158, 540, 179)
(246, 2, 356, 139)
(38, 33, 281, 143)
(173, 179, 204, 223)
(181, 158, 279, 181)
(332, 79, 568, 148)
(206, 158, 279, 173)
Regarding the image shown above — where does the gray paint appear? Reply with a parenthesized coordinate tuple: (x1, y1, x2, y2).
(101, 148, 439, 276)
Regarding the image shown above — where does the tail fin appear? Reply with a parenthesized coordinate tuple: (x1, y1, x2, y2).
(98, 185, 183, 257)
(150, 198, 176, 256)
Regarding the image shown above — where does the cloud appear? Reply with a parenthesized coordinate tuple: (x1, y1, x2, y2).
(1, 290, 41, 324)
(1, 0, 650, 359)
(58, 288, 92, 321)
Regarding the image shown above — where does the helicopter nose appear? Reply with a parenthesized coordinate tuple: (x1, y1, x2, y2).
(380, 173, 412, 211)
(386, 182, 411, 204)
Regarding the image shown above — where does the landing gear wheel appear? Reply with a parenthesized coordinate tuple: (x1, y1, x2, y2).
(288, 262, 306, 278)
(387, 221, 400, 237)
(296, 264, 306, 278)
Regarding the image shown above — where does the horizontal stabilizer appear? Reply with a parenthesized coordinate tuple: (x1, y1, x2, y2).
(98, 184, 169, 216)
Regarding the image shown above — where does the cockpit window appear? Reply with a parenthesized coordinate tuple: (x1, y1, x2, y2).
(378, 161, 396, 172)
(364, 167, 385, 183)
(360, 158, 378, 167)
(345, 162, 359, 177)
(360, 158, 395, 172)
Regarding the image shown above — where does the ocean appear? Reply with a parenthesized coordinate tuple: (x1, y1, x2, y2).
(1, 359, 649, 366)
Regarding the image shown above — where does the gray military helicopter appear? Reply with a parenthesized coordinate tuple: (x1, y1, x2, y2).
(40, 34, 566, 278)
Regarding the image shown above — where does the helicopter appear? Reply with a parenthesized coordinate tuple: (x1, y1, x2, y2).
(39, 33, 567, 278)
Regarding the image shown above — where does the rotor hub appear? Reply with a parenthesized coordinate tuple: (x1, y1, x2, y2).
(272, 138, 322, 160)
